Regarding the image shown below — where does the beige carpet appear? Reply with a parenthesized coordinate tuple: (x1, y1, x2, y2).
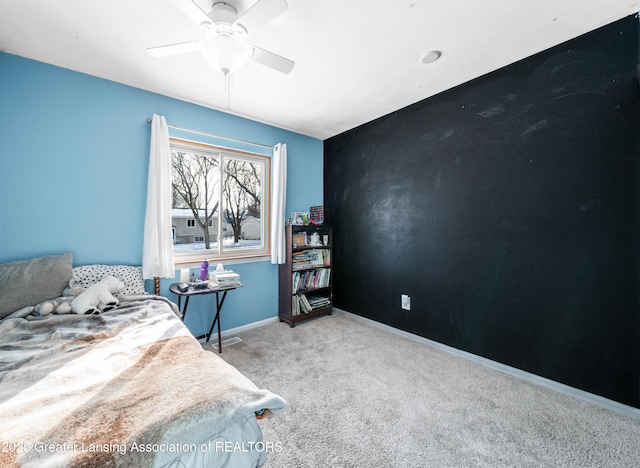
(208, 312, 640, 468)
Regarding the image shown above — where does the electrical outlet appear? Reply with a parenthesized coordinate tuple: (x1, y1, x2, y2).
(401, 294, 411, 310)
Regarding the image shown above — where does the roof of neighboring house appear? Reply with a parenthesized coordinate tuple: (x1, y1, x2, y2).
(171, 208, 219, 219)
(241, 216, 259, 225)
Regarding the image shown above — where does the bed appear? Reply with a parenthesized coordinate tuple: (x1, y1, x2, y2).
(0, 253, 286, 468)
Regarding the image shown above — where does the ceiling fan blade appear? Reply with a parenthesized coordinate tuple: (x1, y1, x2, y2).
(248, 45, 294, 74)
(171, 0, 211, 26)
(147, 40, 205, 58)
(235, 0, 288, 34)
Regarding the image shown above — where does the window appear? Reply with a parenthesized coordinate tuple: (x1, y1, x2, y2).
(170, 139, 270, 263)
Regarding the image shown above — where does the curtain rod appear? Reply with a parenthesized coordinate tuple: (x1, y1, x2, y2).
(145, 117, 274, 150)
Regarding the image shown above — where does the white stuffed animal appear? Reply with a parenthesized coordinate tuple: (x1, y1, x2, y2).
(71, 275, 125, 315)
(31, 280, 84, 317)
(63, 283, 85, 298)
(33, 297, 74, 316)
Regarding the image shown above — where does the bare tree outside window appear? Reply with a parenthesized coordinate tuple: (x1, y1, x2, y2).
(224, 158, 262, 244)
(172, 150, 220, 249)
(170, 140, 270, 261)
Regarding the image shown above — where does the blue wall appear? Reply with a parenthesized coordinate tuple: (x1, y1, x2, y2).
(0, 52, 323, 334)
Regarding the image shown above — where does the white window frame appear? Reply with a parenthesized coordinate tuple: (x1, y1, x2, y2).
(170, 138, 271, 264)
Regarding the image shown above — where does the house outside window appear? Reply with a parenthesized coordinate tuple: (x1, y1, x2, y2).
(170, 139, 270, 262)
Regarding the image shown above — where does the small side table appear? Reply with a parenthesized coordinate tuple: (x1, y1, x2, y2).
(169, 282, 242, 353)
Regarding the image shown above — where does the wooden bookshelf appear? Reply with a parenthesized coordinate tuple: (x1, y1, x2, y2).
(278, 224, 333, 327)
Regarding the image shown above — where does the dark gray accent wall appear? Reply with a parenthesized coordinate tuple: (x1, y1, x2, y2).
(324, 15, 640, 408)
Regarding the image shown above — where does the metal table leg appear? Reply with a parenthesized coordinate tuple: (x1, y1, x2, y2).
(177, 296, 190, 321)
(207, 290, 229, 353)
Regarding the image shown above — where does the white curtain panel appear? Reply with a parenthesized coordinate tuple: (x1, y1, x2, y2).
(271, 143, 287, 264)
(142, 114, 175, 279)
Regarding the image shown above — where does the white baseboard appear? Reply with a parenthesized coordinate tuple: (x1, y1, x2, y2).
(197, 316, 279, 345)
(221, 316, 280, 338)
(336, 309, 640, 421)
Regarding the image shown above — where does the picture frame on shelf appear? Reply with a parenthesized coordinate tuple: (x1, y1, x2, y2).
(309, 205, 324, 224)
(292, 232, 307, 248)
(291, 212, 305, 225)
(307, 249, 324, 266)
(322, 249, 331, 266)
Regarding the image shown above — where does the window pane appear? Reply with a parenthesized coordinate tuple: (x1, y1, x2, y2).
(222, 157, 263, 252)
(169, 138, 270, 262)
(171, 149, 221, 254)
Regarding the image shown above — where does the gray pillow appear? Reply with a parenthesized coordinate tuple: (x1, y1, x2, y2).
(0, 252, 73, 319)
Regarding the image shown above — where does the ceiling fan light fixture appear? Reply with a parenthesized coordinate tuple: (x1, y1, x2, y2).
(202, 36, 248, 74)
(148, 0, 294, 75)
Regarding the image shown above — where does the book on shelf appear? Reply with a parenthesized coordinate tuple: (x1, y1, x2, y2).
(299, 294, 312, 313)
(291, 293, 331, 316)
(291, 294, 310, 316)
(207, 280, 242, 290)
(292, 268, 330, 293)
(307, 296, 331, 308)
(292, 252, 313, 270)
(292, 249, 326, 270)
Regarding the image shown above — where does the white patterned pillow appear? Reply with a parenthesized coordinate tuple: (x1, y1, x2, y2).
(72, 265, 146, 296)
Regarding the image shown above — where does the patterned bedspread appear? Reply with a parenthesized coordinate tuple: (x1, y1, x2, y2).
(0, 296, 286, 467)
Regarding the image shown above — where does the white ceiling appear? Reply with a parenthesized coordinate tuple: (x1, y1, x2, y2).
(0, 0, 638, 140)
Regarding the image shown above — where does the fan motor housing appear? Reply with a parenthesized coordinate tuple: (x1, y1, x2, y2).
(207, 2, 247, 39)
(209, 2, 238, 24)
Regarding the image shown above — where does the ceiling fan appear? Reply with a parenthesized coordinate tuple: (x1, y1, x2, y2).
(147, 0, 294, 76)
